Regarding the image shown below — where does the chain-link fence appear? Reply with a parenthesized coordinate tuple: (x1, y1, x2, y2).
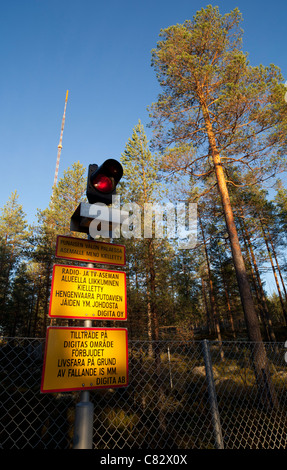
(0, 336, 286, 449)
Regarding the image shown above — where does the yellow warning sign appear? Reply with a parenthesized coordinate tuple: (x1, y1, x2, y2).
(41, 327, 128, 393)
(55, 235, 126, 266)
(49, 264, 127, 320)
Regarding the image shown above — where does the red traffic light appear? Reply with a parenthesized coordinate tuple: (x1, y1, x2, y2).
(86, 159, 123, 204)
(91, 174, 115, 193)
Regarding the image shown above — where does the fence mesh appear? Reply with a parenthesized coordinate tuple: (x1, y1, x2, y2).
(0, 337, 286, 449)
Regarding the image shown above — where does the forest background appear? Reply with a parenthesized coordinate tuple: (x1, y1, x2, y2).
(1, 5, 287, 347)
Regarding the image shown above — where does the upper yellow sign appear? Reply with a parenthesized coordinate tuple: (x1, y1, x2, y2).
(49, 264, 127, 320)
(55, 235, 126, 266)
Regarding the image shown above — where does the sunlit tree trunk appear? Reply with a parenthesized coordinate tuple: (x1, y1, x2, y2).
(201, 101, 278, 406)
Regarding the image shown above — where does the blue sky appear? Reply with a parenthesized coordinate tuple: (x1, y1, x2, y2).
(1, 0, 287, 296)
(1, 0, 286, 223)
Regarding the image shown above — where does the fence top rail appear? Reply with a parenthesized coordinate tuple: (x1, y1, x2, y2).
(1, 336, 286, 346)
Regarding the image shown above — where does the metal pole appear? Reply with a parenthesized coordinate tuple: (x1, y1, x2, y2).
(202, 339, 224, 449)
(73, 386, 94, 449)
(73, 281, 94, 448)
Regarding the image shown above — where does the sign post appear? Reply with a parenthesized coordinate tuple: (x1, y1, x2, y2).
(73, 389, 94, 449)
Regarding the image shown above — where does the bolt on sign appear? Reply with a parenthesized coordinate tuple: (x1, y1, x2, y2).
(55, 235, 126, 266)
(41, 327, 128, 393)
(49, 264, 127, 321)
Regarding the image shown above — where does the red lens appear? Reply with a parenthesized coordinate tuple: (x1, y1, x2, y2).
(92, 174, 114, 193)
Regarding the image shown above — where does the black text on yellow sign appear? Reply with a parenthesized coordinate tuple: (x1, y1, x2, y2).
(41, 327, 128, 393)
(49, 264, 127, 320)
(55, 235, 126, 266)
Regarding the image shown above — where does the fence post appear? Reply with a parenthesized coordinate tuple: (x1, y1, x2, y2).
(167, 346, 173, 389)
(202, 339, 224, 449)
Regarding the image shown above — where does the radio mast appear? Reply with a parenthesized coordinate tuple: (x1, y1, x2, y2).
(53, 90, 69, 188)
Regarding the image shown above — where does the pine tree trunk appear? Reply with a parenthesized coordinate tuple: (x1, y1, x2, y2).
(238, 215, 271, 340)
(219, 258, 236, 340)
(267, 229, 287, 303)
(146, 289, 153, 357)
(199, 215, 224, 358)
(201, 101, 278, 407)
(42, 261, 52, 337)
(239, 212, 277, 343)
(201, 276, 212, 334)
(260, 219, 287, 326)
(146, 240, 167, 435)
(33, 279, 41, 337)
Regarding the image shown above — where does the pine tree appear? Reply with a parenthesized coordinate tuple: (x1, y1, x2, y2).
(274, 179, 287, 235)
(120, 120, 165, 343)
(8, 262, 35, 336)
(120, 121, 174, 436)
(149, 5, 287, 407)
(31, 161, 86, 335)
(0, 191, 30, 334)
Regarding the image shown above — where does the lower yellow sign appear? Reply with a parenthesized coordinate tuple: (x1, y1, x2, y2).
(41, 327, 128, 393)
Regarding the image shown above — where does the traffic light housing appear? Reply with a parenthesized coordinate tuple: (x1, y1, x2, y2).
(86, 159, 123, 205)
